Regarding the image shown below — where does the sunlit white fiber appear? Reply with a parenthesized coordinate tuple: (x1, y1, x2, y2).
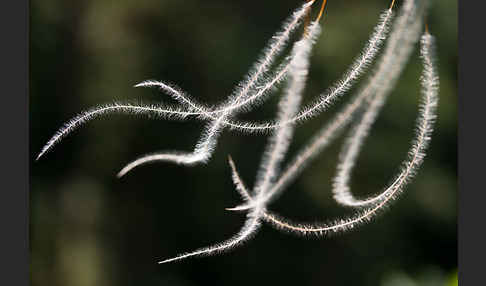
(226, 157, 256, 211)
(138, 1, 314, 117)
(135, 80, 208, 114)
(227, 23, 320, 218)
(263, 31, 438, 236)
(253, 22, 320, 202)
(118, 1, 314, 176)
(38, 1, 313, 165)
(158, 213, 261, 264)
(36, 0, 441, 265)
(157, 14, 321, 263)
(332, 0, 426, 207)
(218, 8, 394, 133)
(36, 103, 195, 160)
(293, 9, 392, 119)
(158, 157, 267, 264)
(117, 119, 220, 177)
(331, 99, 392, 207)
(160, 155, 264, 263)
(232, 0, 422, 211)
(135, 54, 292, 118)
(232, 23, 320, 213)
(227, 156, 252, 203)
(224, 0, 313, 107)
(132, 6, 393, 134)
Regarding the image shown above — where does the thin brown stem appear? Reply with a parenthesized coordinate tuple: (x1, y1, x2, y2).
(316, 0, 328, 22)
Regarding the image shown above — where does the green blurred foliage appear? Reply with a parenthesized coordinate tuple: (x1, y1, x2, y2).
(31, 0, 457, 286)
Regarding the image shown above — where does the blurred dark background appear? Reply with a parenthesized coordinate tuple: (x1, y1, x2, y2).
(30, 0, 457, 285)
